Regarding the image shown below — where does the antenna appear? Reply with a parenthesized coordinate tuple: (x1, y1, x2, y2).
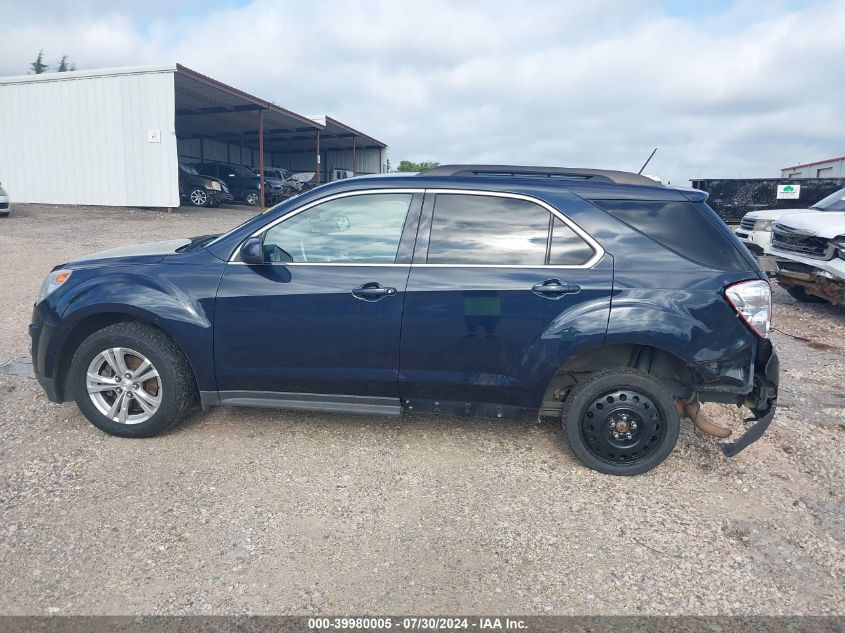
(638, 147, 658, 175)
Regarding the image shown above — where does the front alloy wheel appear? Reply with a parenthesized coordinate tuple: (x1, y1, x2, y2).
(189, 188, 208, 207)
(70, 323, 196, 437)
(86, 347, 161, 424)
(244, 190, 260, 206)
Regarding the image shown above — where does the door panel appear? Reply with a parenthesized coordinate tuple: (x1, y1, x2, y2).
(213, 191, 422, 399)
(398, 191, 613, 410)
(214, 264, 410, 397)
(398, 261, 613, 408)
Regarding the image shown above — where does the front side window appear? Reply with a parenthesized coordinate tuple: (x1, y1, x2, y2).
(426, 194, 595, 266)
(262, 193, 413, 263)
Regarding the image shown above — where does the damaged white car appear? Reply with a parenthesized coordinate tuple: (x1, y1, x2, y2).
(770, 211, 845, 305)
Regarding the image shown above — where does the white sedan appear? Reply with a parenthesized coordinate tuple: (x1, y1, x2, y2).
(0, 182, 9, 217)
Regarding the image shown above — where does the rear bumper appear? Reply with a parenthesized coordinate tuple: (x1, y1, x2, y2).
(721, 338, 779, 457)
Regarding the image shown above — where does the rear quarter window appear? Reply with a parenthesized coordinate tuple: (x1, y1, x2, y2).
(594, 199, 751, 271)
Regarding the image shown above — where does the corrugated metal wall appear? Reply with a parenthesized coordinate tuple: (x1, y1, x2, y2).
(0, 71, 178, 206)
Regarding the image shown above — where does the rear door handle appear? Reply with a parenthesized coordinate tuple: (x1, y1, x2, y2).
(352, 282, 397, 301)
(532, 279, 581, 299)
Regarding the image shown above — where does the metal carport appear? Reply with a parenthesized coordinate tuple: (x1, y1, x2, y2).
(174, 65, 387, 205)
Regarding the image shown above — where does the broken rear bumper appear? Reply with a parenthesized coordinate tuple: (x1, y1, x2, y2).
(721, 338, 779, 457)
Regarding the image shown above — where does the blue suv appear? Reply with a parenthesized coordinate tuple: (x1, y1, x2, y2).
(29, 165, 778, 475)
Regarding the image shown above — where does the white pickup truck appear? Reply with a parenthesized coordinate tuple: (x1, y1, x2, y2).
(736, 187, 845, 255)
(769, 211, 845, 305)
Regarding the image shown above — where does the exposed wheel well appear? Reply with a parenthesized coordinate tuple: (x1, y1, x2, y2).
(54, 314, 198, 402)
(540, 344, 694, 417)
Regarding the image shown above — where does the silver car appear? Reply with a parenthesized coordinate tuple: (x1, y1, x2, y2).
(0, 182, 9, 217)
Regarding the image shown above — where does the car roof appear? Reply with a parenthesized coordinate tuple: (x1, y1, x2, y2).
(336, 164, 704, 203)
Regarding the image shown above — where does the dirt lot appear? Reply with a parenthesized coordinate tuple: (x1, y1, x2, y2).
(0, 203, 843, 615)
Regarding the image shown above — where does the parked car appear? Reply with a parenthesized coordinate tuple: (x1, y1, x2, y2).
(0, 181, 9, 217)
(29, 165, 778, 475)
(178, 163, 233, 208)
(250, 168, 287, 200)
(769, 211, 845, 305)
(265, 167, 316, 195)
(736, 187, 845, 255)
(194, 162, 263, 206)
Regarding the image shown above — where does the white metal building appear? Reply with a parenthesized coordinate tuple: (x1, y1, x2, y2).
(781, 156, 845, 179)
(0, 64, 387, 207)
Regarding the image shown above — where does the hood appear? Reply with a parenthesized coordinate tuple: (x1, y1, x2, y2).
(289, 172, 315, 183)
(61, 238, 192, 269)
(743, 208, 812, 221)
(775, 211, 845, 239)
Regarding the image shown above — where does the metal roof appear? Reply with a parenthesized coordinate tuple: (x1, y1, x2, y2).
(0, 63, 385, 156)
(781, 156, 845, 171)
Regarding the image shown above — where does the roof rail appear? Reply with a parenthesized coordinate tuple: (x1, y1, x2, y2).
(420, 164, 661, 187)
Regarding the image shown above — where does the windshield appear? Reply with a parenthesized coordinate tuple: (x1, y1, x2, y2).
(180, 164, 200, 175)
(811, 187, 845, 212)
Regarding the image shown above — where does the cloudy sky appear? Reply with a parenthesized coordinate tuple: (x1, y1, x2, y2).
(2, 0, 843, 183)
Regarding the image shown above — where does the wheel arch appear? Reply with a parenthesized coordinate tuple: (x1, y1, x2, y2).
(539, 343, 695, 416)
(53, 310, 200, 402)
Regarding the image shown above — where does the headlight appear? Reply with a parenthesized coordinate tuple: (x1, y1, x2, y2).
(37, 269, 72, 303)
(207, 181, 221, 191)
(754, 219, 775, 231)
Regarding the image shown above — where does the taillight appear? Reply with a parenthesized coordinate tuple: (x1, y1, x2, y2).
(725, 280, 771, 337)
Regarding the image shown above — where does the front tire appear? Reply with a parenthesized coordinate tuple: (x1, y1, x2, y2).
(562, 368, 680, 475)
(783, 284, 828, 304)
(188, 188, 209, 207)
(69, 323, 196, 437)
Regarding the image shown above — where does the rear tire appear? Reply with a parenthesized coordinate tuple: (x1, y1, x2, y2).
(562, 368, 680, 475)
(69, 323, 196, 438)
(783, 284, 828, 304)
(244, 190, 260, 206)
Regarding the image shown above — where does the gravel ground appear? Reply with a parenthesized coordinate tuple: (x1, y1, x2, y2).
(0, 203, 842, 615)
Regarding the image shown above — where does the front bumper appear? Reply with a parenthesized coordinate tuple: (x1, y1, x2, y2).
(209, 190, 234, 203)
(772, 249, 845, 305)
(29, 305, 67, 403)
(720, 338, 778, 457)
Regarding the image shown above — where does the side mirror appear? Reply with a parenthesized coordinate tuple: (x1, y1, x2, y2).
(239, 236, 265, 265)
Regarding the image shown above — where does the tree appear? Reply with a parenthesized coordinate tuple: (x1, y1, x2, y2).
(57, 55, 76, 72)
(29, 50, 48, 74)
(396, 160, 440, 172)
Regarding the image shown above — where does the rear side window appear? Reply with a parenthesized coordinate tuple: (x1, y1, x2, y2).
(549, 218, 596, 265)
(427, 194, 549, 265)
(594, 199, 750, 271)
(427, 194, 596, 266)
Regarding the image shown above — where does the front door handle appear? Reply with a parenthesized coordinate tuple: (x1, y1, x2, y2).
(532, 279, 581, 299)
(352, 282, 398, 301)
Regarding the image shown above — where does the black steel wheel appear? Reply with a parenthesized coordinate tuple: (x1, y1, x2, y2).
(562, 368, 680, 475)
